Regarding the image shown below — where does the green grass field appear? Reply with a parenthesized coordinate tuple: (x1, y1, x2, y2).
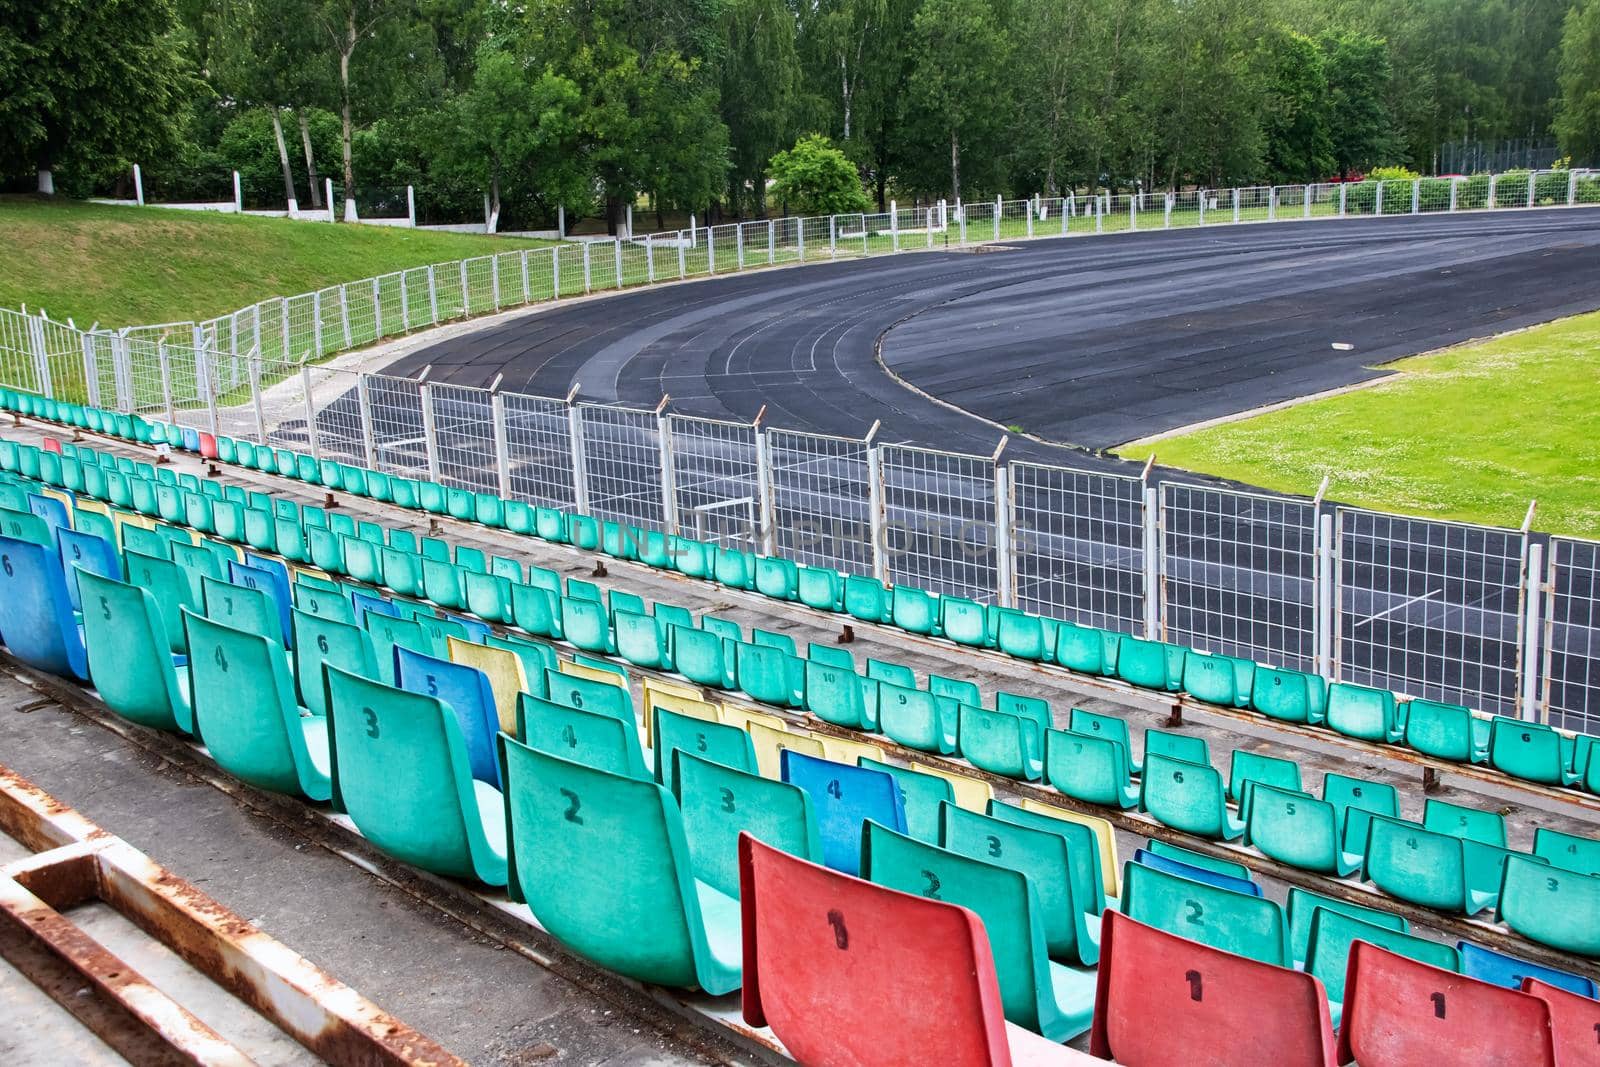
(1117, 311, 1600, 539)
(0, 196, 556, 329)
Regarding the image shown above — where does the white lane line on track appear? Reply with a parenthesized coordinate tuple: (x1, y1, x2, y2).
(1349, 587, 1442, 630)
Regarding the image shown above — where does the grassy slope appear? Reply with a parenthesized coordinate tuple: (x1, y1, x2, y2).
(0, 196, 555, 329)
(1117, 311, 1600, 539)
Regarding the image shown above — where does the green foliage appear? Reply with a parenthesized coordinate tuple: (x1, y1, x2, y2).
(905, 0, 1012, 200)
(1557, 0, 1600, 162)
(1367, 165, 1421, 180)
(768, 135, 870, 215)
(1261, 31, 1333, 182)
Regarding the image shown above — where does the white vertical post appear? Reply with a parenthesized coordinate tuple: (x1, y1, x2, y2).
(583, 242, 592, 292)
(993, 462, 1014, 608)
(798, 219, 806, 261)
(491, 255, 501, 309)
(398, 272, 411, 333)
(1339, 184, 1348, 216)
(767, 219, 775, 264)
(567, 402, 590, 513)
(1411, 179, 1420, 214)
(1026, 199, 1035, 238)
(1063, 194, 1072, 234)
(526, 249, 535, 302)
(1374, 181, 1384, 215)
(491, 392, 512, 498)
(371, 277, 382, 339)
(1317, 511, 1336, 679)
(736, 224, 745, 269)
(1142, 486, 1161, 639)
(248, 355, 267, 444)
(1528, 170, 1537, 207)
(232, 170, 242, 212)
(1130, 195, 1137, 231)
(678, 233, 687, 277)
(1164, 194, 1172, 228)
(1096, 196, 1104, 233)
(625, 202, 633, 237)
(1450, 179, 1459, 212)
(1487, 174, 1498, 210)
(355, 374, 377, 469)
(646, 233, 655, 283)
(1233, 187, 1241, 223)
(324, 178, 334, 223)
(993, 196, 1001, 241)
(1569, 170, 1578, 205)
(26, 315, 52, 399)
(754, 427, 776, 555)
(707, 228, 716, 274)
(1521, 541, 1545, 721)
(338, 284, 352, 348)
(829, 215, 837, 259)
(613, 239, 622, 289)
(458, 261, 470, 315)
(867, 445, 887, 584)
(557, 203, 566, 238)
(80, 334, 100, 408)
(300, 365, 320, 462)
(312, 290, 324, 357)
(133, 164, 145, 206)
(406, 185, 415, 227)
(427, 265, 439, 323)
(197, 327, 219, 435)
(658, 411, 678, 534)
(891, 201, 900, 251)
(419, 382, 440, 480)
(1268, 188, 1277, 221)
(1304, 185, 1312, 218)
(959, 200, 968, 242)
(1198, 190, 1206, 226)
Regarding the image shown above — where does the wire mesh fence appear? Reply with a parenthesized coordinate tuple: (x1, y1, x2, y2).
(879, 443, 997, 602)
(767, 427, 874, 575)
(429, 383, 498, 493)
(581, 403, 665, 531)
(1012, 462, 1146, 636)
(669, 414, 760, 547)
(502, 392, 576, 511)
(1546, 538, 1600, 735)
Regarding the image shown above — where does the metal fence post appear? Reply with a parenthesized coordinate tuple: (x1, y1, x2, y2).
(1026, 199, 1035, 238)
(1302, 185, 1311, 218)
(767, 219, 775, 264)
(198, 333, 219, 436)
(867, 442, 887, 584)
(312, 290, 324, 358)
(1130, 195, 1137, 231)
(1487, 174, 1497, 209)
(657, 407, 678, 534)
(891, 202, 900, 252)
(1569, 170, 1578, 205)
(459, 261, 470, 314)
(1450, 179, 1459, 212)
(993, 459, 1014, 608)
(371, 277, 383, 339)
(339, 284, 352, 348)
(567, 398, 590, 513)
(736, 223, 745, 270)
(158, 341, 175, 423)
(1142, 485, 1161, 639)
(994, 196, 1002, 242)
(491, 255, 501, 309)
(26, 315, 52, 398)
(1521, 541, 1545, 721)
(1267, 188, 1277, 222)
(427, 265, 439, 324)
(798, 219, 806, 261)
(81, 333, 100, 408)
(355, 374, 378, 469)
(1339, 184, 1348, 216)
(418, 382, 440, 480)
(280, 297, 290, 359)
(1233, 187, 1241, 223)
(1528, 170, 1537, 207)
(1064, 194, 1073, 234)
(491, 392, 512, 498)
(678, 233, 687, 277)
(583, 242, 592, 292)
(960, 201, 968, 243)
(527, 250, 536, 302)
(300, 364, 320, 462)
(754, 425, 776, 555)
(1411, 179, 1420, 214)
(1375, 182, 1384, 215)
(829, 215, 837, 259)
(646, 234, 655, 283)
(613, 239, 623, 289)
(707, 228, 716, 274)
(1317, 511, 1336, 679)
(247, 354, 267, 443)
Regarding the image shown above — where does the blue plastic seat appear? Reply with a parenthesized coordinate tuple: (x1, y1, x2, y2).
(1130, 849, 1262, 897)
(394, 646, 503, 788)
(1456, 940, 1598, 998)
(0, 534, 89, 680)
(57, 526, 121, 611)
(780, 750, 905, 875)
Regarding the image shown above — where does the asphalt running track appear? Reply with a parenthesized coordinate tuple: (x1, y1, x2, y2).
(333, 208, 1600, 724)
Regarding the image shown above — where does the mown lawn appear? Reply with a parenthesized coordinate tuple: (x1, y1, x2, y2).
(1117, 311, 1600, 538)
(0, 195, 557, 329)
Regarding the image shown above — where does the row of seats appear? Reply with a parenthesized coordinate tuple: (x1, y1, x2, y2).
(2, 433, 1597, 965)
(3, 428, 1600, 1062)
(6, 387, 1594, 804)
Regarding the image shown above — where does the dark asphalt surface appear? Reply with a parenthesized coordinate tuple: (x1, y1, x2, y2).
(390, 209, 1600, 460)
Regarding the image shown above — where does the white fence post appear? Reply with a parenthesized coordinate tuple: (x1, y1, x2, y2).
(993, 196, 1002, 241)
(312, 290, 324, 358)
(959, 200, 968, 243)
(80, 333, 100, 408)
(891, 201, 900, 251)
(567, 399, 590, 514)
(1142, 486, 1161, 639)
(1569, 170, 1579, 205)
(657, 408, 678, 534)
(491, 255, 501, 309)
(994, 460, 1014, 608)
(646, 233, 655, 283)
(406, 185, 416, 227)
(232, 170, 243, 213)
(1268, 187, 1277, 222)
(736, 223, 745, 270)
(867, 441, 887, 584)
(526, 249, 535, 302)
(1164, 193, 1172, 229)
(1375, 182, 1384, 215)
(678, 232, 688, 277)
(1522, 541, 1545, 721)
(355, 374, 378, 469)
(338, 284, 352, 348)
(133, 164, 145, 206)
(248, 355, 267, 443)
(1233, 187, 1241, 223)
(419, 382, 440, 480)
(26, 315, 52, 399)
(371, 277, 383, 339)
(829, 215, 837, 259)
(754, 425, 776, 555)
(196, 325, 219, 435)
(1528, 170, 1538, 207)
(1317, 511, 1336, 679)
(767, 219, 775, 264)
(324, 178, 334, 223)
(459, 261, 470, 314)
(427, 266, 439, 324)
(583, 242, 592, 292)
(1063, 194, 1072, 234)
(300, 364, 320, 462)
(613, 239, 623, 289)
(1450, 179, 1459, 212)
(1411, 179, 1420, 214)
(798, 219, 806, 261)
(1339, 184, 1348, 216)
(1130, 194, 1137, 231)
(707, 228, 716, 274)
(1487, 174, 1497, 209)
(491, 392, 512, 498)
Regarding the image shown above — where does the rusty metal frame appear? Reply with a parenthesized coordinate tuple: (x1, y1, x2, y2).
(0, 765, 464, 1066)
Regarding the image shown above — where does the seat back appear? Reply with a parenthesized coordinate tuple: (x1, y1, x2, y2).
(1228, 750, 1301, 804)
(1458, 940, 1598, 997)
(1247, 784, 1342, 873)
(1324, 682, 1399, 741)
(674, 753, 819, 897)
(1046, 728, 1133, 806)
(500, 737, 713, 989)
(1131, 850, 1260, 897)
(324, 664, 501, 884)
(804, 659, 868, 729)
(1145, 727, 1208, 765)
(78, 569, 191, 734)
(1337, 942, 1555, 1066)
(1488, 717, 1568, 784)
(1089, 911, 1337, 1066)
(1522, 977, 1600, 1066)
(986, 800, 1107, 915)
(1498, 854, 1600, 955)
(394, 646, 502, 787)
(1304, 908, 1460, 1009)
(57, 526, 121, 610)
(653, 707, 753, 792)
(0, 534, 88, 679)
(959, 705, 1040, 780)
(201, 574, 281, 644)
(446, 637, 527, 735)
(1251, 666, 1317, 722)
(1532, 825, 1600, 876)
(1423, 797, 1506, 846)
(1363, 816, 1469, 912)
(738, 834, 1013, 1067)
(1120, 859, 1288, 965)
(858, 758, 953, 843)
(517, 694, 646, 779)
(781, 750, 905, 875)
(1404, 699, 1482, 761)
(1140, 752, 1233, 838)
(1285, 887, 1405, 968)
(290, 609, 378, 717)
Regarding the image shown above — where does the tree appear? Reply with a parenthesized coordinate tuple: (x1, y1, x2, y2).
(0, 0, 198, 194)
(1556, 0, 1600, 162)
(718, 0, 799, 217)
(1261, 30, 1333, 182)
(906, 0, 1011, 202)
(310, 0, 410, 217)
(768, 134, 871, 214)
(1322, 31, 1400, 177)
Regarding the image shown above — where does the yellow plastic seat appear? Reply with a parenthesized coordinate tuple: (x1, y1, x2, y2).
(749, 720, 824, 778)
(447, 637, 529, 735)
(909, 761, 993, 812)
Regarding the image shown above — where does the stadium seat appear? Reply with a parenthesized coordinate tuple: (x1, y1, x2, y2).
(940, 597, 990, 647)
(811, 731, 886, 766)
(673, 752, 821, 897)
(1088, 911, 1337, 1066)
(958, 704, 1043, 781)
(995, 610, 1046, 660)
(518, 694, 648, 779)
(182, 609, 330, 801)
(200, 573, 282, 646)
(1285, 886, 1406, 969)
(1045, 728, 1139, 808)
(1054, 622, 1115, 675)
(394, 646, 503, 788)
(1457, 940, 1598, 997)
(672, 625, 732, 689)
(940, 802, 1100, 965)
(445, 637, 527, 735)
(891, 584, 940, 635)
(861, 820, 1095, 1040)
(1130, 849, 1260, 897)
(0, 534, 89, 680)
(805, 658, 874, 730)
(1140, 839, 1250, 881)
(1140, 752, 1244, 841)
(1422, 797, 1506, 846)
(1321, 771, 1398, 855)
(987, 801, 1108, 917)
(1403, 699, 1489, 763)
(1488, 717, 1579, 786)
(1145, 727, 1208, 765)
(858, 757, 952, 842)
(1336, 942, 1555, 1066)
(1068, 707, 1142, 771)
(1362, 816, 1511, 915)
(1250, 665, 1326, 724)
(1114, 636, 1183, 691)
(1182, 650, 1253, 707)
(1324, 681, 1405, 743)
(1497, 854, 1600, 955)
(290, 609, 378, 717)
(781, 751, 905, 875)
(876, 681, 958, 754)
(843, 575, 889, 623)
(1120, 859, 1288, 965)
(866, 657, 916, 688)
(738, 835, 1096, 1067)
(795, 566, 842, 612)
(122, 548, 193, 653)
(1246, 783, 1359, 876)
(652, 707, 753, 791)
(77, 569, 193, 735)
(1521, 977, 1600, 1066)
(732, 641, 804, 708)
(1303, 908, 1460, 1027)
(57, 526, 121, 611)
(500, 737, 740, 993)
(1532, 825, 1600, 875)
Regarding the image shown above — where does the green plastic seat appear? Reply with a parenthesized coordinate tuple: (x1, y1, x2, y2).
(182, 610, 330, 801)
(544, 669, 635, 730)
(995, 609, 1046, 660)
(1120, 857, 1288, 966)
(1422, 797, 1506, 846)
(1251, 666, 1326, 724)
(518, 694, 650, 779)
(795, 566, 842, 612)
(462, 571, 513, 624)
(1404, 699, 1488, 763)
(1304, 908, 1460, 1027)
(733, 641, 804, 708)
(614, 610, 669, 670)
(673, 752, 821, 897)
(1140, 840, 1249, 881)
(1533, 826, 1600, 876)
(959, 705, 1042, 781)
(988, 801, 1108, 916)
(877, 681, 957, 754)
(700, 614, 741, 642)
(1054, 622, 1116, 675)
(928, 673, 980, 707)
(671, 625, 732, 688)
(418, 557, 465, 611)
(1362, 816, 1511, 915)
(1139, 752, 1243, 841)
(866, 658, 915, 688)
(753, 557, 798, 600)
(1322, 772, 1398, 855)
(533, 507, 567, 543)
(1246, 783, 1359, 876)
(713, 547, 754, 589)
(510, 583, 560, 638)
(306, 525, 344, 575)
(1145, 727, 1208, 765)
(364, 614, 444, 682)
(843, 575, 889, 623)
(200, 574, 281, 644)
(858, 758, 953, 843)
(939, 597, 988, 646)
(1227, 749, 1302, 805)
(805, 659, 874, 730)
(1068, 708, 1142, 773)
(1489, 717, 1579, 786)
(1286, 886, 1406, 968)
(291, 609, 378, 717)
(1497, 854, 1600, 956)
(561, 596, 615, 654)
(1324, 682, 1404, 743)
(474, 492, 505, 528)
(78, 569, 193, 735)
(500, 738, 742, 992)
(1182, 651, 1254, 707)
(122, 548, 195, 653)
(861, 820, 1094, 1040)
(1114, 637, 1183, 691)
(939, 803, 1100, 965)
(653, 707, 757, 793)
(1045, 729, 1138, 808)
(324, 665, 506, 884)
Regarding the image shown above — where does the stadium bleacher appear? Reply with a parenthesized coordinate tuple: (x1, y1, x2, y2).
(0, 389, 1596, 1064)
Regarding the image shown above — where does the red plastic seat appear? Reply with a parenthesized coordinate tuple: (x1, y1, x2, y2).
(738, 833, 1097, 1067)
(1089, 910, 1336, 1066)
(199, 431, 218, 459)
(40, 436, 61, 454)
(1337, 941, 1555, 1066)
(1522, 977, 1600, 1065)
